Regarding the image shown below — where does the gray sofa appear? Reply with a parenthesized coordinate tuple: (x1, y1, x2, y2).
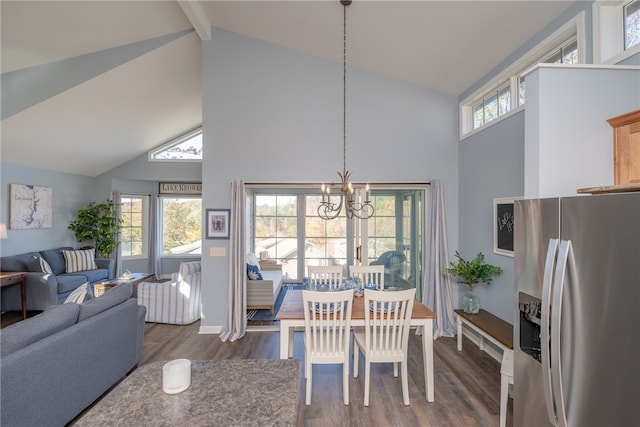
(0, 246, 115, 311)
(0, 283, 146, 427)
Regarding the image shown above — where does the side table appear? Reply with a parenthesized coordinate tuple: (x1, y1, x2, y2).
(0, 272, 27, 319)
(94, 272, 154, 297)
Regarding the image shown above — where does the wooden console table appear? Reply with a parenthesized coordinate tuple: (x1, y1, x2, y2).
(0, 272, 27, 319)
(455, 309, 513, 427)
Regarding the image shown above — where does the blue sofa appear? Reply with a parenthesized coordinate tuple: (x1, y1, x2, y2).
(0, 246, 115, 311)
(0, 283, 145, 426)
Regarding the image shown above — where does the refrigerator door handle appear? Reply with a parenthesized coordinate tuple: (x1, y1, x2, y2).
(541, 238, 559, 426)
(551, 240, 573, 427)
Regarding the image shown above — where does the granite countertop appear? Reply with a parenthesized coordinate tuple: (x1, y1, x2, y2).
(74, 359, 300, 427)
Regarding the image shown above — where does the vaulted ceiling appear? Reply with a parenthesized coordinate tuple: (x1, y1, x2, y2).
(1, 1, 574, 177)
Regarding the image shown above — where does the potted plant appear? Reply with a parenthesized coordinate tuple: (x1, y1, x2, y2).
(445, 251, 503, 314)
(68, 200, 122, 258)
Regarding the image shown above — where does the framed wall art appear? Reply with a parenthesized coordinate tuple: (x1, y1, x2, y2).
(10, 183, 53, 229)
(206, 209, 230, 239)
(493, 197, 522, 257)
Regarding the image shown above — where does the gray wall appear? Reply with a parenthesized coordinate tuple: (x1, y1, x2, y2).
(0, 163, 95, 256)
(201, 28, 460, 329)
(458, 112, 524, 322)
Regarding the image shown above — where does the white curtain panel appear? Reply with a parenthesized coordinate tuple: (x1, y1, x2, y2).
(420, 180, 456, 339)
(220, 180, 247, 342)
(150, 194, 160, 280)
(111, 191, 122, 278)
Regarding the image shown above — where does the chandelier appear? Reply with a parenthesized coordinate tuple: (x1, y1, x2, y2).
(318, 0, 374, 221)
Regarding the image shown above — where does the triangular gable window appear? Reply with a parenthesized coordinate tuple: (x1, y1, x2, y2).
(149, 127, 202, 161)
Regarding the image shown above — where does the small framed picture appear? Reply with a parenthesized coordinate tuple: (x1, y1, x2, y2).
(493, 197, 522, 257)
(206, 209, 230, 240)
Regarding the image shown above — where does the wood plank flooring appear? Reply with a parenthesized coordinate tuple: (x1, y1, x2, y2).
(142, 321, 512, 427)
(1, 311, 512, 426)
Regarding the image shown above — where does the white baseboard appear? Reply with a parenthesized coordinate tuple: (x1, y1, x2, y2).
(198, 325, 222, 334)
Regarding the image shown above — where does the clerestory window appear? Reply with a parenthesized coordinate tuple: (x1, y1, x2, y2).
(460, 13, 584, 138)
(149, 127, 202, 161)
(595, 0, 640, 64)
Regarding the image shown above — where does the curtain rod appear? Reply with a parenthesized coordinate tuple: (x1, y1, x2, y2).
(245, 181, 431, 187)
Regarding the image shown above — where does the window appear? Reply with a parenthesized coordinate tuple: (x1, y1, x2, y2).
(472, 84, 511, 129)
(595, 0, 640, 63)
(149, 127, 202, 161)
(254, 194, 299, 272)
(304, 194, 347, 269)
(460, 13, 584, 137)
(120, 195, 148, 258)
(625, 0, 640, 50)
(517, 37, 578, 107)
(160, 197, 202, 254)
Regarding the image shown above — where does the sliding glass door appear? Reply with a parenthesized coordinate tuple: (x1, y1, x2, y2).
(250, 185, 426, 298)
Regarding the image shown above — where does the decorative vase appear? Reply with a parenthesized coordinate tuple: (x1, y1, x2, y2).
(463, 288, 480, 314)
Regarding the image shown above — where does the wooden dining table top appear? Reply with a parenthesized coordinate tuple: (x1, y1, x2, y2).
(276, 288, 436, 320)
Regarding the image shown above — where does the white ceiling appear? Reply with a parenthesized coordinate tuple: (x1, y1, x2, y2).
(1, 0, 574, 177)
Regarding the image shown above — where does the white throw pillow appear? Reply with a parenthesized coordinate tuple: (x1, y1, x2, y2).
(64, 282, 94, 304)
(63, 248, 98, 273)
(247, 252, 260, 268)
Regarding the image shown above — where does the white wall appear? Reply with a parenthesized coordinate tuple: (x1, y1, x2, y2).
(524, 65, 640, 198)
(200, 28, 460, 330)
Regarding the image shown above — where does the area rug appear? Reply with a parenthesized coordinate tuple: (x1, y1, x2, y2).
(247, 284, 302, 322)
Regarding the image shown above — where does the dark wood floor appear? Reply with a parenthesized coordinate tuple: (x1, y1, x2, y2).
(142, 321, 512, 427)
(2, 311, 512, 426)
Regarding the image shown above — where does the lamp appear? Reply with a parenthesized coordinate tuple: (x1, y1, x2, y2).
(318, 0, 374, 221)
(0, 223, 7, 239)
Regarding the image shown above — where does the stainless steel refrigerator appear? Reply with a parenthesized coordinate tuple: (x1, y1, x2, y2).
(514, 193, 640, 427)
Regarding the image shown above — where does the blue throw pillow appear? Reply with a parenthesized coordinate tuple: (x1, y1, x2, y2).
(247, 263, 263, 280)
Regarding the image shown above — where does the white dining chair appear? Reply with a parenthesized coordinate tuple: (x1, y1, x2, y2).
(307, 265, 344, 289)
(353, 288, 416, 406)
(349, 265, 385, 289)
(302, 288, 354, 406)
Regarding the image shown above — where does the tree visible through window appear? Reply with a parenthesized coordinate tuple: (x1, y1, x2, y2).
(149, 128, 202, 161)
(161, 197, 202, 254)
(626, 0, 640, 50)
(120, 195, 147, 258)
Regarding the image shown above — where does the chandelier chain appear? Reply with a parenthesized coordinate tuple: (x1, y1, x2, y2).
(318, 0, 374, 221)
(343, 1, 347, 175)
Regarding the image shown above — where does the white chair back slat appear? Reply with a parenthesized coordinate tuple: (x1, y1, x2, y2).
(308, 265, 344, 289)
(349, 265, 385, 289)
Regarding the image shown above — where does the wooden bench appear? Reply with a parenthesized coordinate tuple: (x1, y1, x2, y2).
(455, 309, 513, 427)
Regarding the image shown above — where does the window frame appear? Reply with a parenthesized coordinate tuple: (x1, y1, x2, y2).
(246, 183, 427, 299)
(120, 194, 149, 260)
(460, 12, 585, 139)
(148, 127, 203, 162)
(594, 0, 640, 64)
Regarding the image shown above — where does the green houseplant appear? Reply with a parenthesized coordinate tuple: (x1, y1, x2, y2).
(446, 251, 503, 314)
(68, 200, 122, 258)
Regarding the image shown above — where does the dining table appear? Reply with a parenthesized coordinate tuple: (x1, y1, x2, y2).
(276, 288, 436, 402)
